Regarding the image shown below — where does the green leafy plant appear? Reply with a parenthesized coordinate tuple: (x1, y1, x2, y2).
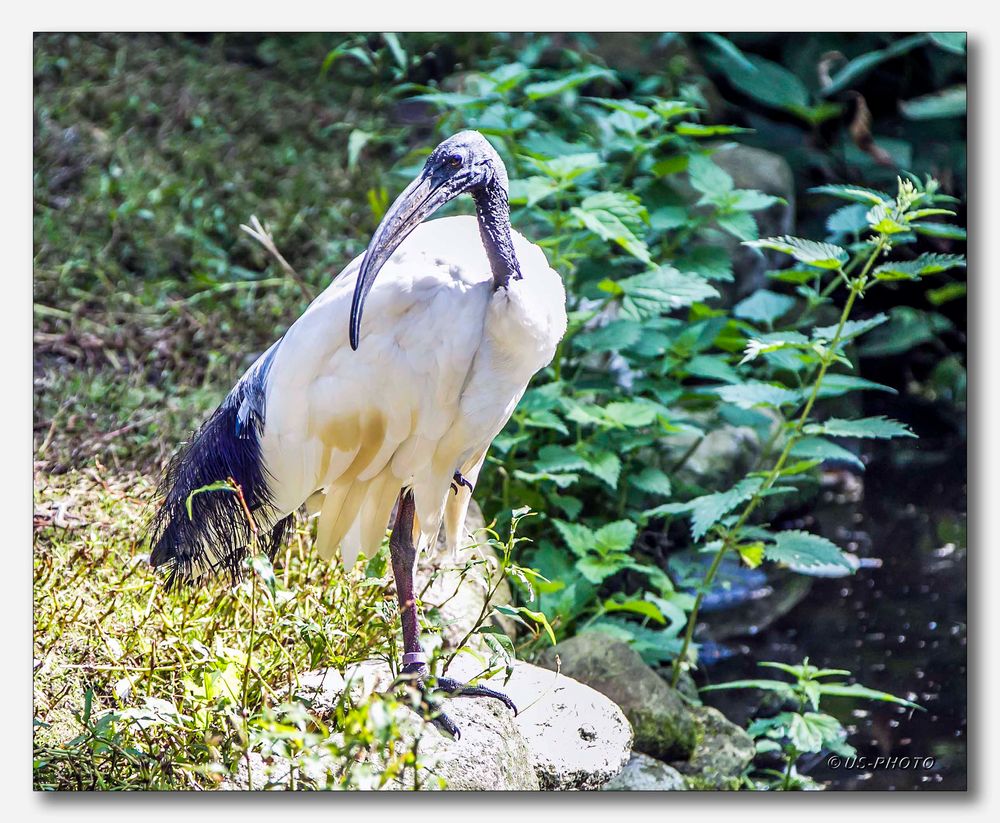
(668, 175, 964, 684)
(703, 659, 921, 790)
(396, 42, 965, 677)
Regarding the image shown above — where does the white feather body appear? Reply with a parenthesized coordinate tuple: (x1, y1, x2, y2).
(257, 215, 566, 564)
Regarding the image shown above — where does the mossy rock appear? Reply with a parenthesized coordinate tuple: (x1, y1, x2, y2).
(671, 705, 755, 790)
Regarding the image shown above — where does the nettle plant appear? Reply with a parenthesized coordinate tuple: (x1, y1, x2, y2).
(703, 659, 921, 790)
(392, 55, 965, 669)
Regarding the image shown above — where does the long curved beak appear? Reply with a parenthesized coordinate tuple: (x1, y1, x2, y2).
(349, 171, 457, 350)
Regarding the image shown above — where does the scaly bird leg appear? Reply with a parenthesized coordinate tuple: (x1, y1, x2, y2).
(389, 489, 517, 739)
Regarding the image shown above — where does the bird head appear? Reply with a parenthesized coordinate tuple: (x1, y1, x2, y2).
(349, 131, 508, 350)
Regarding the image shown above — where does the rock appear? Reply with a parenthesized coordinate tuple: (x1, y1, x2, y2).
(227, 655, 630, 791)
(536, 633, 696, 761)
(671, 705, 755, 790)
(447, 654, 632, 790)
(602, 752, 687, 791)
(408, 694, 541, 790)
(286, 668, 348, 716)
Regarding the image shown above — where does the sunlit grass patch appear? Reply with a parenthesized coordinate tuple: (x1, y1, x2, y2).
(32, 468, 431, 790)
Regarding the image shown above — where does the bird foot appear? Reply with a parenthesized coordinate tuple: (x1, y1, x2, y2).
(449, 470, 474, 496)
(395, 662, 518, 740)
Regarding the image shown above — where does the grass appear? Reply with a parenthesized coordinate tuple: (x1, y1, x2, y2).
(34, 33, 406, 473)
(31, 32, 456, 790)
(33, 468, 423, 789)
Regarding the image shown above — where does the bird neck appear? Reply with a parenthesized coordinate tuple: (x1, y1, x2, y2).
(472, 177, 522, 290)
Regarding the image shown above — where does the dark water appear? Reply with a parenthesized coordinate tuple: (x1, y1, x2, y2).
(696, 441, 967, 790)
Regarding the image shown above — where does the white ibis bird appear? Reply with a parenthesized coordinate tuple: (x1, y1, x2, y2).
(149, 130, 568, 737)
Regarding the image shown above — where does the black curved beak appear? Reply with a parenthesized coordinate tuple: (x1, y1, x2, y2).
(349, 170, 459, 350)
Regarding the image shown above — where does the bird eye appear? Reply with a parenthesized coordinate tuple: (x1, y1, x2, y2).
(446, 153, 463, 168)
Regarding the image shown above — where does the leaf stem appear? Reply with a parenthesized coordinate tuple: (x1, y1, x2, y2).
(670, 238, 885, 688)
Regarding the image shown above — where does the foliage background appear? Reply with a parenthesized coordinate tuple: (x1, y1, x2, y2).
(33, 33, 966, 790)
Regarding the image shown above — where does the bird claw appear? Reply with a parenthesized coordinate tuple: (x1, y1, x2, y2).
(394, 663, 518, 740)
(449, 470, 474, 496)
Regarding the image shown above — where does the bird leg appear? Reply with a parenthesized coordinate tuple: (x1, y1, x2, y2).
(388, 489, 517, 740)
(449, 470, 474, 495)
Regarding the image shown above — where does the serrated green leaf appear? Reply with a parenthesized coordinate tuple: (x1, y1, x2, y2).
(629, 466, 673, 498)
(874, 253, 966, 281)
(717, 211, 758, 242)
(618, 267, 720, 319)
(572, 202, 651, 264)
(815, 374, 898, 398)
(909, 221, 967, 240)
(687, 354, 741, 384)
(809, 184, 890, 205)
(522, 409, 568, 436)
(789, 437, 864, 471)
(577, 555, 627, 585)
(575, 319, 644, 352)
(745, 235, 849, 269)
(826, 203, 871, 235)
(524, 152, 602, 181)
(766, 529, 854, 569)
(579, 448, 622, 488)
(523, 66, 613, 100)
(812, 313, 889, 342)
(733, 289, 796, 324)
(552, 519, 594, 557)
(507, 175, 561, 207)
(701, 678, 794, 695)
(817, 682, 922, 709)
(713, 381, 801, 409)
(594, 520, 638, 554)
(688, 153, 734, 197)
(866, 203, 909, 235)
(535, 444, 586, 474)
(807, 416, 916, 440)
(688, 478, 762, 541)
(604, 401, 658, 428)
(675, 246, 733, 281)
(859, 307, 954, 357)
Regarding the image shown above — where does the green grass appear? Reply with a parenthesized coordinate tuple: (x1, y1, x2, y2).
(32, 32, 440, 790)
(33, 469, 425, 789)
(34, 33, 405, 472)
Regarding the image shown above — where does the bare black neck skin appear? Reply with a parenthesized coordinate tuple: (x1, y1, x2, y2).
(472, 176, 522, 290)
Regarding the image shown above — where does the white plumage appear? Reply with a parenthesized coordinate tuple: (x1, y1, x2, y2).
(149, 130, 562, 735)
(257, 214, 566, 565)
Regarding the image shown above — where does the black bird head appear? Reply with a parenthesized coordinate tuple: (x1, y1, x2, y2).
(349, 131, 508, 350)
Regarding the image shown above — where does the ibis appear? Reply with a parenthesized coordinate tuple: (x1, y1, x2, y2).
(149, 130, 568, 737)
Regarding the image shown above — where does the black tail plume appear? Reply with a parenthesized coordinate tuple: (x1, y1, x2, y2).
(148, 344, 290, 587)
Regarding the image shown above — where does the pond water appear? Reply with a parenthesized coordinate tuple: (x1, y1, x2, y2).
(696, 438, 967, 790)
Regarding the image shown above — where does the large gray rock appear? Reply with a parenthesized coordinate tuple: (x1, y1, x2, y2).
(536, 633, 696, 761)
(602, 752, 687, 791)
(446, 654, 632, 790)
(671, 705, 756, 790)
(226, 655, 630, 791)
